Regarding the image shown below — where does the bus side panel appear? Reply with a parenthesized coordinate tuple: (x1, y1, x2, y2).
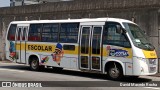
(26, 42, 79, 69)
(102, 45, 133, 75)
(6, 24, 17, 62)
(6, 41, 10, 60)
(6, 41, 17, 62)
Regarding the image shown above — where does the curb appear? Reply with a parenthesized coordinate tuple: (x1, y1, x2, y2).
(0, 60, 12, 63)
(149, 74, 160, 77)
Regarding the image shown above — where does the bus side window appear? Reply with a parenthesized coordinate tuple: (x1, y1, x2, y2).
(28, 24, 42, 42)
(59, 23, 79, 43)
(42, 23, 59, 42)
(7, 24, 17, 41)
(103, 22, 131, 48)
(17, 28, 21, 41)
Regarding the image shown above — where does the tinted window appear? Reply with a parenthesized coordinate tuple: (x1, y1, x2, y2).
(103, 22, 131, 48)
(7, 24, 17, 41)
(17, 28, 21, 41)
(28, 24, 42, 41)
(42, 23, 59, 42)
(81, 27, 90, 54)
(59, 23, 79, 43)
(22, 27, 27, 41)
(92, 27, 102, 54)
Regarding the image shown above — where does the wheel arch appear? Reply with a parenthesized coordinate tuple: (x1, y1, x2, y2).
(28, 54, 40, 65)
(104, 60, 125, 75)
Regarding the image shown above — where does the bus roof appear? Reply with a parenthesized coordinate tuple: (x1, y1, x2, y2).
(10, 18, 134, 24)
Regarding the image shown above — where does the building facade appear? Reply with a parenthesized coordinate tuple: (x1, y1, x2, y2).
(10, 0, 73, 6)
(10, 0, 39, 6)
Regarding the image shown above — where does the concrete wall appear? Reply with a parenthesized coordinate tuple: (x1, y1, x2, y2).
(0, 0, 160, 71)
(1, 0, 160, 15)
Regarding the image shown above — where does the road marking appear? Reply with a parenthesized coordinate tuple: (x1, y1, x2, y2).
(144, 87, 160, 90)
(0, 68, 25, 73)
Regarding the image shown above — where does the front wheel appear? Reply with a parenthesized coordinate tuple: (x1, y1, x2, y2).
(30, 58, 40, 71)
(107, 63, 123, 80)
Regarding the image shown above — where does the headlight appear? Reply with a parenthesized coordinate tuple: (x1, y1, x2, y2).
(149, 59, 157, 65)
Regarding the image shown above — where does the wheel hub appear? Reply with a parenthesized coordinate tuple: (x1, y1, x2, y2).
(110, 68, 120, 78)
(32, 60, 37, 69)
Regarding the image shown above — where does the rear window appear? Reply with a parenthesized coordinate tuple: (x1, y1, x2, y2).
(7, 24, 17, 41)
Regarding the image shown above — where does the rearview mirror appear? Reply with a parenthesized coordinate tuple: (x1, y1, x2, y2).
(116, 25, 123, 34)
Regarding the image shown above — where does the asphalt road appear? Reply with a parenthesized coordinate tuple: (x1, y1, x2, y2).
(0, 62, 160, 90)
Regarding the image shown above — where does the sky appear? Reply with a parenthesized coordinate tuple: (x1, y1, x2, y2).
(0, 0, 10, 7)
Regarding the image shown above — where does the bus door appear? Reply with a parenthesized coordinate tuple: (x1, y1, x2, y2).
(79, 25, 103, 71)
(16, 25, 28, 63)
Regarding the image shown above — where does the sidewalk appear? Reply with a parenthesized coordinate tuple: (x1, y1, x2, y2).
(0, 60, 12, 63)
(150, 73, 160, 77)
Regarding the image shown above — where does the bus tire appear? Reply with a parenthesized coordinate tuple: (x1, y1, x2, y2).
(107, 63, 123, 80)
(30, 57, 40, 71)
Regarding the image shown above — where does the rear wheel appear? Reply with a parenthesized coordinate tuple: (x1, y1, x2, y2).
(107, 63, 123, 80)
(30, 57, 40, 71)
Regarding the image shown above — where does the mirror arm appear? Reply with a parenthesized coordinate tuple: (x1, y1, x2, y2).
(122, 28, 127, 33)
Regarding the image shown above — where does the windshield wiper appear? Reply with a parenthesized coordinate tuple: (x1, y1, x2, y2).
(140, 42, 154, 50)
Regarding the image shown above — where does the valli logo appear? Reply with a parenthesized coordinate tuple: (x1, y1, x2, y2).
(109, 49, 129, 57)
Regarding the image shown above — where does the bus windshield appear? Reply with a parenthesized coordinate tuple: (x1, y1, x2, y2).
(123, 23, 155, 51)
